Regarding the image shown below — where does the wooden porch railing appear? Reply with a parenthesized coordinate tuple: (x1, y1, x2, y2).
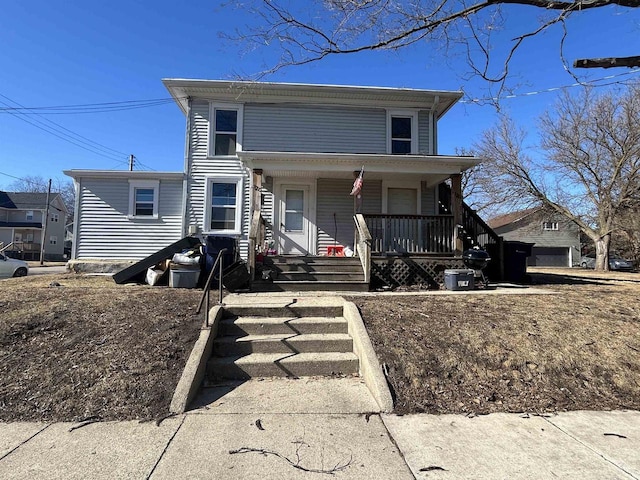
(363, 214, 455, 254)
(248, 210, 266, 281)
(8, 242, 41, 252)
(353, 214, 371, 283)
(461, 204, 501, 250)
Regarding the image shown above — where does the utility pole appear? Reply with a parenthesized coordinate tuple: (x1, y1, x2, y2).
(40, 178, 52, 266)
(129, 154, 135, 171)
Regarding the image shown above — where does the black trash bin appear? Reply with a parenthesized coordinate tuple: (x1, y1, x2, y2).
(204, 236, 238, 277)
(503, 241, 534, 283)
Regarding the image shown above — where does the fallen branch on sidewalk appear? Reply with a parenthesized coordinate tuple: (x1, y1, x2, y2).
(229, 446, 353, 475)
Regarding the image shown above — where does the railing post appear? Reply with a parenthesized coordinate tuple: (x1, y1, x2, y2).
(451, 174, 464, 256)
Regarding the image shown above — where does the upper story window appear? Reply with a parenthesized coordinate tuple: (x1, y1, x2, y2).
(204, 175, 243, 235)
(51, 212, 59, 223)
(387, 110, 418, 154)
(542, 221, 559, 231)
(128, 180, 159, 219)
(26, 210, 34, 221)
(209, 104, 243, 157)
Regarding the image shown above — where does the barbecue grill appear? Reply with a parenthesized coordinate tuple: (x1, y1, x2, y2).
(462, 248, 491, 288)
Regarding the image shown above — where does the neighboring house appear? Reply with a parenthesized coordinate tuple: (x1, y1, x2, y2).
(66, 80, 498, 286)
(488, 207, 581, 267)
(0, 191, 69, 261)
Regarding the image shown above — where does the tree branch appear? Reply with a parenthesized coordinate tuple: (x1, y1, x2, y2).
(574, 56, 640, 69)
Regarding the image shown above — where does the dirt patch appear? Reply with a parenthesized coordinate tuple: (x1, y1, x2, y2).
(349, 269, 640, 415)
(0, 274, 203, 422)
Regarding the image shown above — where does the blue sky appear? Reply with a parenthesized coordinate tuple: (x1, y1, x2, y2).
(1, 1, 638, 190)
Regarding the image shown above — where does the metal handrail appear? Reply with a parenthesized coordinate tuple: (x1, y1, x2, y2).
(196, 248, 227, 327)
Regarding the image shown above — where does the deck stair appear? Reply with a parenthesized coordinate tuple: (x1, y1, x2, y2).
(252, 255, 368, 292)
(207, 301, 359, 380)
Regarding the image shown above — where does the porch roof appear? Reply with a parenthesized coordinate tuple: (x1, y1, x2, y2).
(237, 151, 480, 183)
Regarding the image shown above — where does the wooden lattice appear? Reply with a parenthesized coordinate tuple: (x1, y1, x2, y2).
(371, 257, 465, 288)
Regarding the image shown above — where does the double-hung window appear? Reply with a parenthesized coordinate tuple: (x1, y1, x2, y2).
(387, 110, 418, 154)
(205, 176, 243, 235)
(210, 104, 243, 156)
(26, 210, 34, 221)
(128, 180, 159, 219)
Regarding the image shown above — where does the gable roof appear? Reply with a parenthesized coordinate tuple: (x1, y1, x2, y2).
(0, 191, 61, 210)
(163, 79, 463, 120)
(487, 207, 541, 229)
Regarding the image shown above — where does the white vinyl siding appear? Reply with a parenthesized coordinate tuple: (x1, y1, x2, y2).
(243, 104, 387, 154)
(75, 177, 183, 259)
(187, 100, 250, 259)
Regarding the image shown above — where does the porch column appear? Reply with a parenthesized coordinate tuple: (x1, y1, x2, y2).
(249, 169, 263, 283)
(451, 174, 464, 256)
(252, 169, 263, 215)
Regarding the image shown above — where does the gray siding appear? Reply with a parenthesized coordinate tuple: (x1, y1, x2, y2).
(316, 178, 382, 254)
(187, 100, 251, 259)
(418, 111, 431, 155)
(495, 215, 580, 249)
(76, 178, 183, 259)
(243, 104, 387, 154)
(421, 185, 437, 215)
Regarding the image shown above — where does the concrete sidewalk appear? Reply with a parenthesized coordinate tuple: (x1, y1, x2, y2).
(1, 379, 638, 479)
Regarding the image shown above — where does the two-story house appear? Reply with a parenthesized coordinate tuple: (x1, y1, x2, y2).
(488, 207, 581, 267)
(0, 191, 68, 261)
(66, 80, 498, 288)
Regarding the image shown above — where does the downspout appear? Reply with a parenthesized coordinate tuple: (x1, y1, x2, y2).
(429, 95, 440, 155)
(71, 178, 81, 260)
(181, 97, 192, 238)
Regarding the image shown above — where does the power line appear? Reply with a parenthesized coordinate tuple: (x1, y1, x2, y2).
(0, 98, 179, 115)
(0, 92, 130, 161)
(461, 68, 640, 104)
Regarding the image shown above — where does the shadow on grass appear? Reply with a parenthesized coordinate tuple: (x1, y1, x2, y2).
(527, 271, 638, 286)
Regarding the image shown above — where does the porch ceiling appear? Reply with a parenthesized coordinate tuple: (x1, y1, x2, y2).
(238, 151, 480, 180)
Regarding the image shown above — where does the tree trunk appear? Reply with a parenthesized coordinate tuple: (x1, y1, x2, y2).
(594, 234, 611, 271)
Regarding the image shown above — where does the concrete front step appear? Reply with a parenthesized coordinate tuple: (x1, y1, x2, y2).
(208, 352, 359, 379)
(222, 305, 344, 318)
(219, 316, 349, 336)
(213, 333, 354, 356)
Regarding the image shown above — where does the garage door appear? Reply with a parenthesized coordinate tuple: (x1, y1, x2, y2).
(528, 247, 569, 267)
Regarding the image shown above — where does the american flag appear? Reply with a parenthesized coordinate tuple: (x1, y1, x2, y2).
(350, 167, 364, 196)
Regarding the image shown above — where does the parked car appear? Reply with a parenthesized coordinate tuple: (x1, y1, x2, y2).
(0, 253, 29, 278)
(580, 254, 634, 271)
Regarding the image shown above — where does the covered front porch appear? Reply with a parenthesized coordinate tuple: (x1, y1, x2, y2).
(240, 151, 499, 289)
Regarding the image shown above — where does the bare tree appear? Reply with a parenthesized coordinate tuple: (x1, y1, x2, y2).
(5, 175, 75, 218)
(473, 83, 640, 270)
(225, 0, 639, 97)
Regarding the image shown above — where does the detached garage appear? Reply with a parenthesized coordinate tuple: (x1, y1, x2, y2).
(488, 207, 581, 269)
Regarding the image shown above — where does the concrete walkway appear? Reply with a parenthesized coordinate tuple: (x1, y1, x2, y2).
(1, 378, 638, 479)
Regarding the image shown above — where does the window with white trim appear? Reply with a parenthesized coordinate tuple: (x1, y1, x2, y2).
(51, 212, 59, 222)
(128, 180, 159, 219)
(542, 221, 559, 231)
(209, 104, 243, 156)
(204, 176, 243, 235)
(26, 210, 34, 221)
(50, 235, 57, 245)
(387, 110, 418, 154)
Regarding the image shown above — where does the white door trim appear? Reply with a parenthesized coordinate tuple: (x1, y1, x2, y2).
(273, 178, 317, 255)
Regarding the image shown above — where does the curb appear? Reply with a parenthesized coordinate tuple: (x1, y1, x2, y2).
(343, 301, 394, 413)
(169, 306, 224, 413)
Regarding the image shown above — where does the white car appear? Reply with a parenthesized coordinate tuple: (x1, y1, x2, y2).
(0, 253, 29, 278)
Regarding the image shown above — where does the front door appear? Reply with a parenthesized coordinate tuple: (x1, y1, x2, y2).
(278, 184, 310, 255)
